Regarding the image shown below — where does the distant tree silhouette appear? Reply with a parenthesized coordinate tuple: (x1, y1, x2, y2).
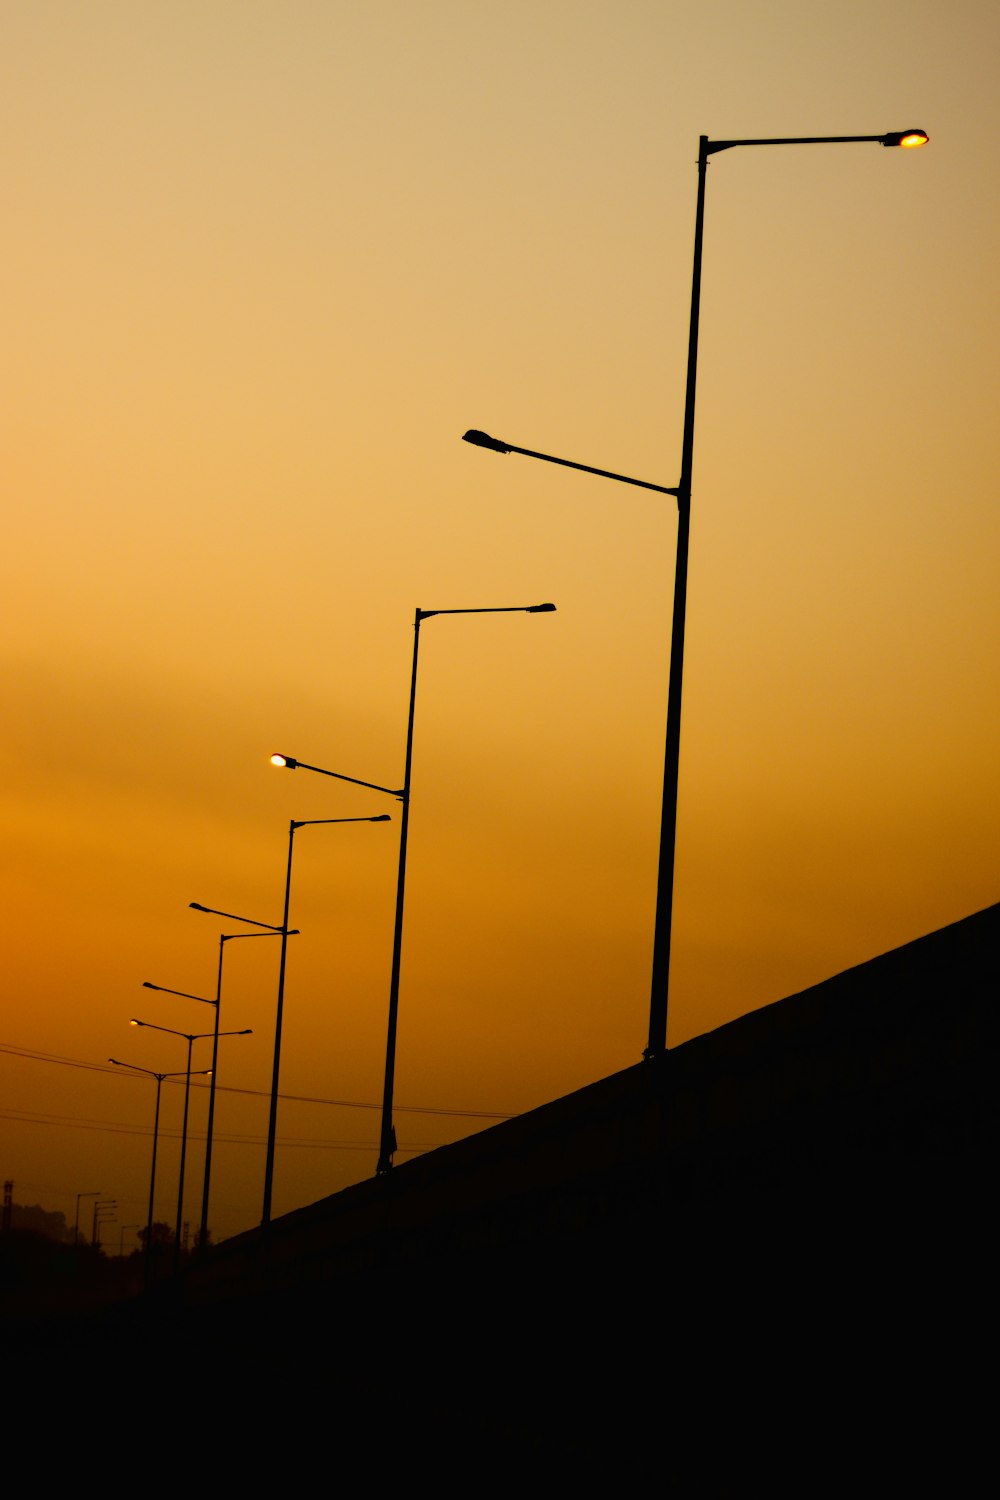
(10, 1203, 71, 1241)
(137, 1221, 174, 1249)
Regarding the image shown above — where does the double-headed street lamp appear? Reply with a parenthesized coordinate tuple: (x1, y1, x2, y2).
(272, 597, 556, 1176)
(130, 1017, 250, 1270)
(464, 127, 927, 1060)
(261, 813, 391, 1224)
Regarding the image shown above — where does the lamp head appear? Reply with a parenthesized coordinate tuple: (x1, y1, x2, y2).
(270, 753, 298, 769)
(370, 814, 391, 822)
(129, 1019, 142, 1028)
(462, 429, 511, 454)
(881, 129, 928, 148)
(526, 602, 557, 613)
(189, 902, 210, 913)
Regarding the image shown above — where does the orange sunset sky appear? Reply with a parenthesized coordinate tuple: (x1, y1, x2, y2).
(3, 1, 997, 1244)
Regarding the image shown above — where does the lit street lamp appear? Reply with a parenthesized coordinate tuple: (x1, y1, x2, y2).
(262, 813, 391, 1224)
(109, 1057, 210, 1286)
(464, 128, 927, 1060)
(130, 1017, 250, 1271)
(273, 598, 556, 1176)
(270, 753, 404, 799)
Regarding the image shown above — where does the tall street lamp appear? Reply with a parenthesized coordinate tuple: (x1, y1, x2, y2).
(463, 127, 927, 1060)
(147, 932, 287, 1251)
(109, 1058, 210, 1286)
(130, 1017, 250, 1271)
(186, 904, 296, 1247)
(376, 602, 556, 1177)
(92, 1199, 116, 1247)
(262, 813, 391, 1225)
(74, 1190, 100, 1246)
(144, 956, 251, 1255)
(271, 597, 556, 1176)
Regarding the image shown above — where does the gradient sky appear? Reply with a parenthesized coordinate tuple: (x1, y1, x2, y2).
(3, 0, 997, 1243)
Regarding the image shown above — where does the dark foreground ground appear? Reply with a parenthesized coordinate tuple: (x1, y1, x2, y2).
(4, 1190, 991, 1488)
(6, 903, 996, 1484)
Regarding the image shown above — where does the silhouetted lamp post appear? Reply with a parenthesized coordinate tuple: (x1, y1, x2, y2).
(74, 1190, 100, 1246)
(144, 956, 257, 1253)
(272, 597, 556, 1175)
(261, 813, 391, 1224)
(92, 1198, 116, 1246)
(464, 128, 927, 1060)
(110, 1058, 210, 1285)
(186, 903, 296, 1244)
(130, 1017, 250, 1271)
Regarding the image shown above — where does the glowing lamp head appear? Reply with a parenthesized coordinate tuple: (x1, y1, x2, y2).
(270, 753, 298, 769)
(882, 129, 929, 148)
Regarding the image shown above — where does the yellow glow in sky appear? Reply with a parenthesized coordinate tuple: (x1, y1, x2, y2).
(2, 1, 997, 1244)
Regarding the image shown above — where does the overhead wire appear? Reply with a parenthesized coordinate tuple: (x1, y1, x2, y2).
(0, 1040, 514, 1119)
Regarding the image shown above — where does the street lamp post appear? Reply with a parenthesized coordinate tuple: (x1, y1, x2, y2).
(186, 905, 297, 1247)
(92, 1199, 116, 1247)
(109, 1058, 209, 1286)
(271, 598, 556, 1176)
(130, 1017, 250, 1271)
(379, 604, 556, 1176)
(261, 814, 391, 1225)
(464, 127, 927, 1059)
(74, 1190, 100, 1246)
(94, 1208, 117, 1248)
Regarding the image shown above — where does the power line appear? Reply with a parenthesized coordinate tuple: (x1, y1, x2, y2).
(0, 1107, 432, 1153)
(0, 1041, 514, 1120)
